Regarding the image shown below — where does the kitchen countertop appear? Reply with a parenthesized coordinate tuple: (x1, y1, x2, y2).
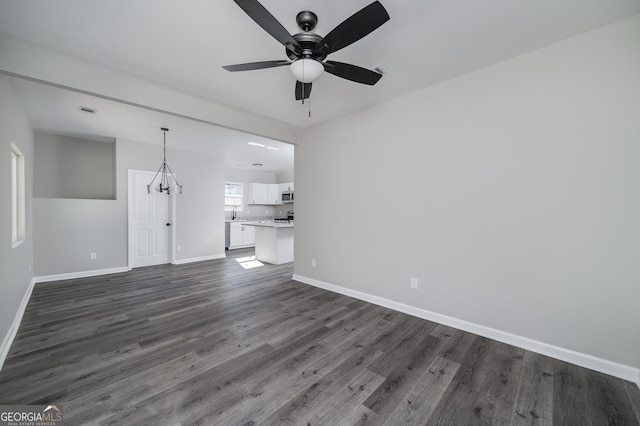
(226, 218, 278, 223)
(243, 221, 294, 228)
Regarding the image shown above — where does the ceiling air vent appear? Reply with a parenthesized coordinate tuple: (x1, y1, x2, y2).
(373, 66, 388, 76)
(79, 106, 98, 115)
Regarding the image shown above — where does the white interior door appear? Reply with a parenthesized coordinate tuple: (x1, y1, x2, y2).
(129, 170, 174, 268)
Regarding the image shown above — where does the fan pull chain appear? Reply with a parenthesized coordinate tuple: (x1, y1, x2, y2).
(308, 95, 311, 117)
(302, 60, 305, 105)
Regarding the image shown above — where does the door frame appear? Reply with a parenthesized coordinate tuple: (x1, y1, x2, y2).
(127, 169, 177, 268)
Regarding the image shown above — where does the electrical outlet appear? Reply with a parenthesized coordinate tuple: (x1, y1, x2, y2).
(177, 245, 182, 252)
(90, 252, 97, 260)
(311, 259, 317, 267)
(410, 277, 418, 289)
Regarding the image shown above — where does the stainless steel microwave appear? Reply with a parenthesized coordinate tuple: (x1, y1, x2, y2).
(282, 191, 294, 203)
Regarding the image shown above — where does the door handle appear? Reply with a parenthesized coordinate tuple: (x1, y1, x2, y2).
(166, 223, 171, 226)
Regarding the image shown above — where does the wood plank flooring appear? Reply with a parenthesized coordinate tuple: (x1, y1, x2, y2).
(1, 248, 639, 425)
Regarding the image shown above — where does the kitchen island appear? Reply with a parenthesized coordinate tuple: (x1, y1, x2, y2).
(243, 222, 294, 265)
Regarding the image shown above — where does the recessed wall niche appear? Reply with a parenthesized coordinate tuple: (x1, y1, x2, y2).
(34, 130, 116, 200)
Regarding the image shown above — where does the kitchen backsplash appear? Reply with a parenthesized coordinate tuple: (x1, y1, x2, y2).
(225, 214, 274, 221)
(226, 205, 293, 221)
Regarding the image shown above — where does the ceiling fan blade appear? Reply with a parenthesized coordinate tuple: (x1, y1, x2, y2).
(234, 0, 301, 55)
(314, 1, 389, 56)
(323, 61, 383, 85)
(295, 81, 312, 100)
(223, 60, 290, 72)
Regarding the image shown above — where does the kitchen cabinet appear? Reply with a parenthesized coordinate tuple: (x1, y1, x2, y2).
(249, 183, 268, 205)
(279, 182, 294, 192)
(229, 222, 256, 248)
(249, 182, 287, 205)
(278, 182, 294, 194)
(267, 184, 279, 205)
(244, 222, 294, 264)
(243, 224, 255, 245)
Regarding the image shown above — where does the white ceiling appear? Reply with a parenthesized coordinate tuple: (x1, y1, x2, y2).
(1, 0, 639, 169)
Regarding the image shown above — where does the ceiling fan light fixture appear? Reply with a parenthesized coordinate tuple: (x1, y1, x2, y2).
(290, 58, 324, 83)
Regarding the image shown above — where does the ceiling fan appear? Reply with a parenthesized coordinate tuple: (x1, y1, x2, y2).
(223, 0, 390, 102)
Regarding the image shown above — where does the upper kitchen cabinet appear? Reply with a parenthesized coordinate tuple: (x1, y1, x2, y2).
(249, 182, 279, 205)
(249, 182, 294, 205)
(249, 182, 269, 205)
(278, 182, 294, 193)
(267, 184, 279, 205)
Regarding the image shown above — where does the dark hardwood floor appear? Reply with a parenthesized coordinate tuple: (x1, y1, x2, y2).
(1, 248, 639, 425)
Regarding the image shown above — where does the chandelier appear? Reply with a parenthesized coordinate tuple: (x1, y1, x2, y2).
(147, 127, 182, 195)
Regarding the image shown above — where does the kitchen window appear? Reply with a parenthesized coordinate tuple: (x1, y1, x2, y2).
(11, 142, 26, 248)
(225, 182, 243, 211)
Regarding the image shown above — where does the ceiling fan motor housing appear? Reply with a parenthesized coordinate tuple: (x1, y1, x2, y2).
(287, 32, 326, 61)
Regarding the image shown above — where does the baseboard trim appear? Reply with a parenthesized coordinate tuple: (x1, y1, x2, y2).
(0, 277, 37, 371)
(34, 267, 131, 284)
(292, 274, 640, 387)
(173, 254, 226, 265)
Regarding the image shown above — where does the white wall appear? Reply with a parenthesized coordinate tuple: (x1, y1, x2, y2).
(0, 76, 34, 354)
(276, 169, 295, 184)
(294, 15, 640, 370)
(34, 138, 226, 276)
(34, 131, 115, 199)
(33, 197, 124, 275)
(169, 146, 225, 260)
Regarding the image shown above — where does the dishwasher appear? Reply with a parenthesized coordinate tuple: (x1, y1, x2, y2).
(225, 221, 230, 250)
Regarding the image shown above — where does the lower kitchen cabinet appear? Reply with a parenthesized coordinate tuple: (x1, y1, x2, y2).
(229, 222, 255, 249)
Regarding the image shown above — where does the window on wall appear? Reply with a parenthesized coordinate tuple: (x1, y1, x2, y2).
(11, 143, 26, 247)
(225, 182, 243, 211)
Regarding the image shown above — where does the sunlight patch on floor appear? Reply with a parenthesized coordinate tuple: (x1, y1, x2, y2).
(236, 256, 264, 269)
